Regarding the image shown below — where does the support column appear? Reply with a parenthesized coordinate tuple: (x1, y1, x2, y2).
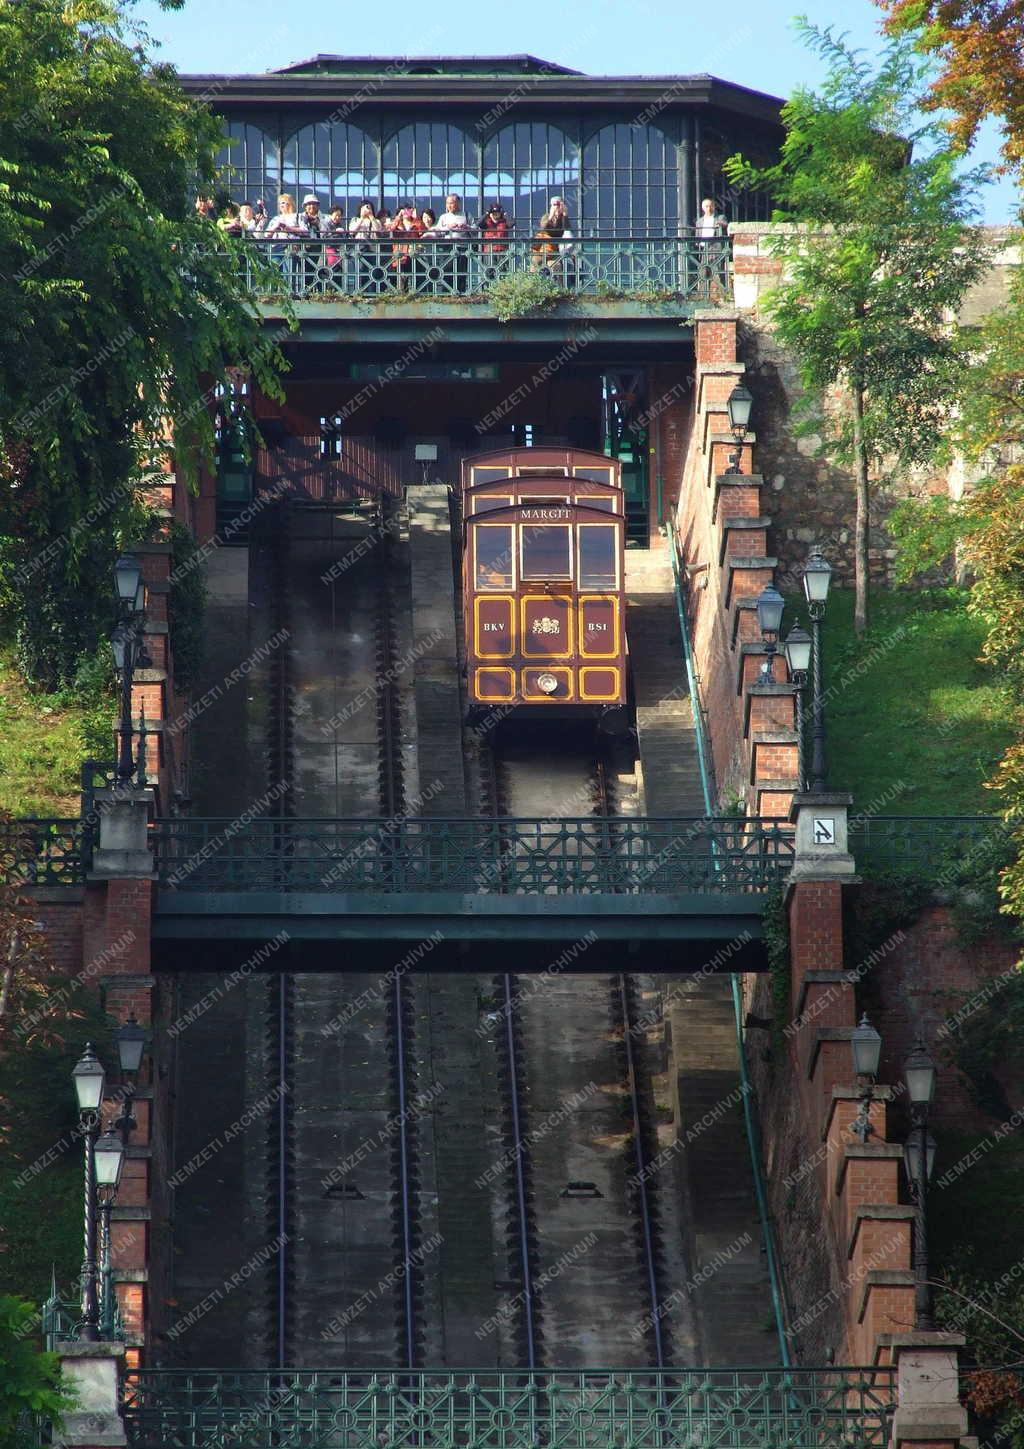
(887, 1336, 969, 1448)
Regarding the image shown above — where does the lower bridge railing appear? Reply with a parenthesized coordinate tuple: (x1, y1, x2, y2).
(152, 816, 795, 894)
(121, 1367, 896, 1449)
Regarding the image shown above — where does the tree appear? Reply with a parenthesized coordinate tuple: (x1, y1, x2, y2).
(0, 1296, 73, 1449)
(880, 0, 1024, 177)
(889, 256, 1024, 921)
(725, 25, 990, 634)
(0, 0, 286, 687)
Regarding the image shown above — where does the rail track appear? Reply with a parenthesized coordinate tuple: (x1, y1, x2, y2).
(479, 723, 679, 1366)
(259, 497, 422, 1367)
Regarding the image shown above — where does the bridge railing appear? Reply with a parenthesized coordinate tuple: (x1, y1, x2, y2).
(151, 816, 793, 894)
(849, 814, 1012, 876)
(0, 818, 90, 887)
(120, 1366, 896, 1449)
(221, 233, 731, 303)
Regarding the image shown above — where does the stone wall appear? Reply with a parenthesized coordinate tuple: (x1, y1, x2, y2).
(730, 224, 1021, 590)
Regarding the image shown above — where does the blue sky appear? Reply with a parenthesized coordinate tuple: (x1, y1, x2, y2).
(133, 0, 1018, 223)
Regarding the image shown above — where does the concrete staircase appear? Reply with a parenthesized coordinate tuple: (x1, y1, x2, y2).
(625, 545, 706, 817)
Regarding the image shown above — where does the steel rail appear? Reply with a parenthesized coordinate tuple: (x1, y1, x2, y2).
(501, 971, 538, 1369)
(596, 758, 666, 1366)
(392, 969, 417, 1367)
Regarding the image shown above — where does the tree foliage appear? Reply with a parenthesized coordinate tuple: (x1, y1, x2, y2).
(889, 253, 1024, 924)
(0, 1296, 73, 1449)
(0, 0, 287, 686)
(881, 0, 1024, 177)
(725, 23, 990, 634)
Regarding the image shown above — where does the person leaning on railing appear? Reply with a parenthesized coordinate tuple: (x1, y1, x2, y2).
(427, 194, 476, 293)
(262, 193, 308, 289)
(390, 204, 424, 289)
(349, 200, 385, 293)
(531, 197, 573, 276)
(696, 197, 729, 296)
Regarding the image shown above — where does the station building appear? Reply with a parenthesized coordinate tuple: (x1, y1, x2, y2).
(180, 54, 783, 547)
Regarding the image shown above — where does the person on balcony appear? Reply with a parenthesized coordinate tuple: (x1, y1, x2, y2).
(481, 203, 509, 261)
(696, 196, 728, 297)
(323, 205, 345, 268)
(194, 194, 216, 220)
(301, 194, 323, 237)
(263, 193, 308, 291)
(429, 194, 475, 293)
(264, 193, 308, 237)
(216, 202, 243, 236)
(390, 204, 424, 290)
(238, 203, 258, 234)
(349, 200, 385, 294)
(531, 197, 573, 275)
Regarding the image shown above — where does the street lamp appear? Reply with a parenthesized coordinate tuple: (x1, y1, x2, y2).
(784, 625, 812, 788)
(802, 544, 832, 791)
(94, 1129, 125, 1340)
(904, 1038, 938, 1332)
(725, 381, 753, 475)
(111, 555, 149, 786)
(113, 1015, 147, 1137)
(756, 584, 785, 683)
(72, 1044, 105, 1340)
(850, 1014, 882, 1142)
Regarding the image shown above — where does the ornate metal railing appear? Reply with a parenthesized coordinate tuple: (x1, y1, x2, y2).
(228, 234, 731, 303)
(0, 818, 89, 887)
(151, 816, 792, 894)
(121, 1366, 896, 1449)
(848, 814, 1011, 878)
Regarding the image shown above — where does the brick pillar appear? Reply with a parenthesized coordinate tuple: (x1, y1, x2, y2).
(86, 790, 157, 1363)
(887, 1337, 968, 1447)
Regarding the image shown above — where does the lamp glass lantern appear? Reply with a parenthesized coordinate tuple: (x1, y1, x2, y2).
(904, 1040, 937, 1107)
(111, 625, 128, 674)
(903, 1128, 937, 1185)
(94, 1129, 125, 1192)
(116, 1016, 146, 1076)
(72, 1044, 106, 1114)
(784, 625, 812, 677)
(802, 547, 833, 608)
(756, 585, 785, 642)
(727, 382, 753, 434)
(113, 553, 142, 608)
(851, 1014, 882, 1079)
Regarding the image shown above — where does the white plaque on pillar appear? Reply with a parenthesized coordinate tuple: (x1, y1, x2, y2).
(812, 817, 836, 846)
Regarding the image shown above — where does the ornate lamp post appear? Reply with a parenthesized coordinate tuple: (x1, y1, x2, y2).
(755, 584, 786, 683)
(95, 1128, 125, 1339)
(112, 553, 148, 786)
(904, 1039, 938, 1332)
(802, 545, 833, 791)
(783, 624, 812, 789)
(850, 1014, 882, 1142)
(71, 1044, 105, 1340)
(113, 1014, 146, 1138)
(725, 381, 753, 475)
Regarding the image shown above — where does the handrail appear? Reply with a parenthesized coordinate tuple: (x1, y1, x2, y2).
(668, 525, 794, 1366)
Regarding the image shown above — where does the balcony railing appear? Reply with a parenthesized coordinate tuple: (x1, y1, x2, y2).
(152, 815, 792, 894)
(121, 1366, 896, 1449)
(228, 233, 731, 303)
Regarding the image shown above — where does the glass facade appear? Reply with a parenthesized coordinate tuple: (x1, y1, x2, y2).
(212, 114, 770, 228)
(215, 119, 680, 230)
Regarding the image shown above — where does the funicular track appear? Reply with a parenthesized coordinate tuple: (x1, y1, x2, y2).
(258, 492, 423, 1367)
(479, 727, 676, 1366)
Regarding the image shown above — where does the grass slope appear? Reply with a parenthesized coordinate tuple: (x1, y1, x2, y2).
(0, 647, 113, 817)
(791, 588, 1014, 816)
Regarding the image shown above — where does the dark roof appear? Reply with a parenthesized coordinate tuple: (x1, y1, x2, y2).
(270, 54, 582, 76)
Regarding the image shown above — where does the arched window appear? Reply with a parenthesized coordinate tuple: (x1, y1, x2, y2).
(214, 121, 278, 209)
(382, 123, 479, 215)
(582, 124, 678, 233)
(281, 123, 377, 212)
(482, 124, 579, 231)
